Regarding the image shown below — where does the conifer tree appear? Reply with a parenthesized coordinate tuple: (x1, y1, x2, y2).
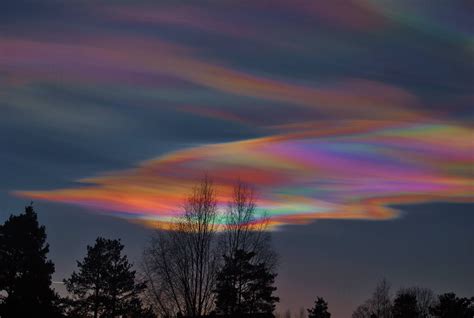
(308, 297, 331, 318)
(0, 205, 63, 318)
(64, 237, 154, 318)
(215, 249, 279, 317)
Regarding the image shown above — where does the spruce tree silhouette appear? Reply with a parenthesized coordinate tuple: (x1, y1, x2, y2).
(307, 297, 331, 318)
(214, 249, 279, 317)
(430, 293, 474, 318)
(392, 293, 420, 318)
(0, 205, 63, 317)
(64, 237, 154, 318)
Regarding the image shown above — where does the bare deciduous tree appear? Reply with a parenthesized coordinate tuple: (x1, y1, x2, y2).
(370, 279, 393, 318)
(143, 176, 220, 317)
(352, 279, 393, 318)
(220, 180, 277, 270)
(213, 181, 279, 316)
(143, 178, 279, 317)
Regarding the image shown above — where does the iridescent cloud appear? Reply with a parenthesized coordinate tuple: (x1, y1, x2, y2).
(4, 0, 472, 230)
(16, 121, 473, 229)
(0, 36, 424, 123)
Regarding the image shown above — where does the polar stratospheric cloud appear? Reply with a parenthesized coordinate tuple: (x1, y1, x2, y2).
(18, 121, 473, 229)
(3, 0, 472, 229)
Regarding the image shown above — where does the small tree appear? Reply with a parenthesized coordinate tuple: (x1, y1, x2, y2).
(307, 297, 331, 318)
(215, 249, 279, 317)
(430, 293, 474, 318)
(64, 237, 152, 318)
(0, 205, 62, 318)
(392, 292, 419, 318)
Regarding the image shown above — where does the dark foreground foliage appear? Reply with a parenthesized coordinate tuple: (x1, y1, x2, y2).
(352, 279, 474, 318)
(0, 205, 63, 318)
(215, 250, 279, 316)
(63, 237, 153, 318)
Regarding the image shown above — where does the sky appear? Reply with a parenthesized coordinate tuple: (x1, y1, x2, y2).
(1, 0, 473, 317)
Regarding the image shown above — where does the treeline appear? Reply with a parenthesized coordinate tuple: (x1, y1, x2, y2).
(275, 280, 474, 318)
(350, 279, 474, 318)
(0, 178, 473, 318)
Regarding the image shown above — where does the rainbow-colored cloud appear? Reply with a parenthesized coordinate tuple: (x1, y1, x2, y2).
(4, 0, 473, 229)
(17, 121, 473, 229)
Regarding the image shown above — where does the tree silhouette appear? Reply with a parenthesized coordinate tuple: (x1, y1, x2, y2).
(352, 303, 371, 318)
(392, 292, 419, 318)
(351, 279, 392, 318)
(0, 205, 62, 318)
(307, 297, 331, 318)
(215, 249, 279, 317)
(397, 287, 434, 318)
(430, 293, 474, 318)
(212, 181, 279, 317)
(143, 178, 281, 317)
(64, 237, 153, 318)
(143, 176, 220, 317)
(370, 279, 392, 318)
(221, 181, 277, 271)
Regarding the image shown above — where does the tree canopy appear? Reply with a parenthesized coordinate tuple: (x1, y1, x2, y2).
(215, 249, 279, 317)
(64, 237, 153, 318)
(0, 205, 62, 318)
(430, 293, 474, 318)
(307, 297, 331, 318)
(392, 292, 420, 318)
